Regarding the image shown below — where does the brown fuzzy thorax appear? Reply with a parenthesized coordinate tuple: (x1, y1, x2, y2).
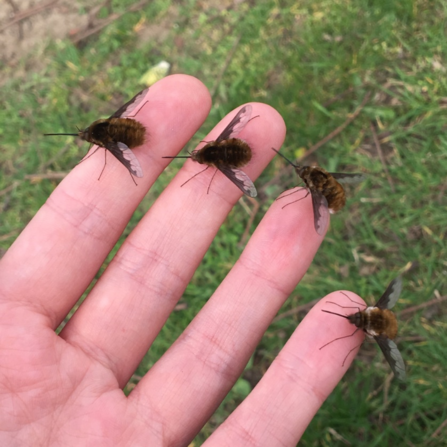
(348, 308, 398, 339)
(192, 138, 252, 168)
(80, 118, 146, 148)
(298, 166, 346, 212)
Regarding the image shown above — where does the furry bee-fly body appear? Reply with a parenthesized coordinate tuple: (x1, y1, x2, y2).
(163, 105, 257, 198)
(191, 138, 252, 167)
(320, 276, 406, 381)
(272, 148, 364, 235)
(298, 166, 347, 213)
(45, 88, 148, 181)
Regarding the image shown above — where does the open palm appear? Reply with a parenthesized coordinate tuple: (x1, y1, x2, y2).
(0, 75, 364, 446)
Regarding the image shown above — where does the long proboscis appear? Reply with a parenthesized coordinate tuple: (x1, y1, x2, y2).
(271, 147, 299, 168)
(44, 133, 78, 136)
(162, 156, 192, 159)
(321, 309, 349, 319)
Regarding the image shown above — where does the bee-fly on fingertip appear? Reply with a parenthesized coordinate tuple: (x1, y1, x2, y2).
(44, 88, 149, 184)
(320, 276, 406, 381)
(271, 147, 364, 235)
(163, 105, 258, 198)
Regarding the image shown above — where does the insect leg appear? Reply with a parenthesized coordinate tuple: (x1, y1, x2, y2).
(247, 115, 260, 124)
(340, 291, 367, 309)
(281, 189, 310, 209)
(77, 145, 102, 166)
(324, 301, 364, 314)
(180, 166, 210, 188)
(128, 171, 137, 186)
(341, 343, 363, 366)
(97, 149, 107, 181)
(207, 168, 219, 195)
(319, 327, 361, 350)
(276, 186, 305, 202)
(125, 101, 149, 118)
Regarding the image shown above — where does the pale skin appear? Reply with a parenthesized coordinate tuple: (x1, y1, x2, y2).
(0, 75, 365, 446)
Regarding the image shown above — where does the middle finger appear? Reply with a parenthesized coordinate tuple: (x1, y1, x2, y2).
(61, 103, 286, 386)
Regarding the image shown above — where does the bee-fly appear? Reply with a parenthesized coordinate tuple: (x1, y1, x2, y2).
(163, 105, 257, 198)
(320, 276, 406, 381)
(44, 88, 148, 183)
(271, 148, 364, 235)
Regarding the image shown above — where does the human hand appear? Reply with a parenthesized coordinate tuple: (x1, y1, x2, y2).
(0, 75, 365, 446)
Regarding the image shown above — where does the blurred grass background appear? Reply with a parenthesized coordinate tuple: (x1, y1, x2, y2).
(1, 0, 447, 445)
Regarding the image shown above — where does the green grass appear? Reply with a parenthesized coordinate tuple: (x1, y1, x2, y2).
(1, 0, 447, 444)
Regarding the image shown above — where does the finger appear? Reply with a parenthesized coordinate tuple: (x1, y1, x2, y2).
(61, 103, 286, 385)
(203, 292, 366, 447)
(129, 191, 328, 444)
(0, 75, 211, 327)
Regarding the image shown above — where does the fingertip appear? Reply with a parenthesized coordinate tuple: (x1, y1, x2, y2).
(248, 101, 287, 141)
(163, 101, 287, 202)
(139, 74, 212, 153)
(244, 188, 324, 283)
(207, 290, 367, 445)
(148, 73, 212, 107)
(309, 291, 366, 378)
(274, 291, 366, 397)
(243, 102, 287, 166)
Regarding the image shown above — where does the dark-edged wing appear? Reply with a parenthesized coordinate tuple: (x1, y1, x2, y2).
(217, 165, 257, 198)
(330, 172, 366, 184)
(110, 88, 149, 119)
(374, 335, 406, 381)
(106, 141, 143, 178)
(375, 276, 403, 310)
(310, 190, 329, 235)
(216, 105, 253, 142)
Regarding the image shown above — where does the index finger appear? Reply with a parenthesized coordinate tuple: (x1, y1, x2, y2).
(0, 75, 211, 327)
